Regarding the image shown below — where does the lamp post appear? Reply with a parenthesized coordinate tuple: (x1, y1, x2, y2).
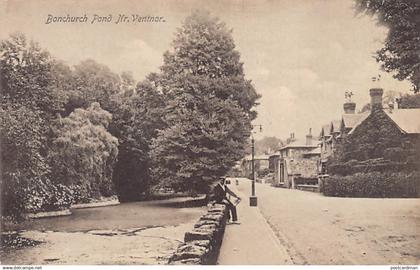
(249, 124, 262, 207)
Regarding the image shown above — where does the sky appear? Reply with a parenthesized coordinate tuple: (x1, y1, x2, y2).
(0, 0, 413, 141)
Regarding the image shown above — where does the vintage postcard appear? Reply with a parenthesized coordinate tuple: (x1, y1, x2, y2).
(1, 0, 419, 268)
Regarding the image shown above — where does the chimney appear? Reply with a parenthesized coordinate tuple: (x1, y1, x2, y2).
(343, 102, 356, 114)
(287, 133, 296, 144)
(306, 128, 313, 146)
(369, 88, 383, 110)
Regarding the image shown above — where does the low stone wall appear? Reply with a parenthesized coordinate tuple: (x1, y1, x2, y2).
(168, 202, 228, 265)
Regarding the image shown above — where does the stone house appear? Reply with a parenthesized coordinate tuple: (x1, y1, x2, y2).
(319, 99, 368, 174)
(341, 88, 420, 161)
(271, 130, 320, 188)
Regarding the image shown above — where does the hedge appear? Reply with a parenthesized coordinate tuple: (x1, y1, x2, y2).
(321, 171, 420, 198)
(328, 158, 418, 176)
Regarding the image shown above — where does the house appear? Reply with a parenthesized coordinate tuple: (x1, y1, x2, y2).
(319, 87, 420, 172)
(343, 88, 420, 160)
(319, 99, 368, 174)
(271, 130, 320, 188)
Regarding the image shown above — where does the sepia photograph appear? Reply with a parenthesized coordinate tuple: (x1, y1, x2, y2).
(0, 0, 419, 268)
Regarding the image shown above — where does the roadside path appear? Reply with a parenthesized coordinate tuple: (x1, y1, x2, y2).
(217, 183, 292, 265)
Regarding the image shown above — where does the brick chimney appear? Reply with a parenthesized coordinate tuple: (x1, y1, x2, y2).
(306, 128, 313, 146)
(369, 88, 383, 110)
(343, 102, 356, 114)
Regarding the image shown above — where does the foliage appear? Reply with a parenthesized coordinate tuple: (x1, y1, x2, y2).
(152, 93, 251, 194)
(49, 103, 119, 199)
(322, 171, 420, 198)
(360, 92, 420, 112)
(24, 182, 73, 213)
(110, 80, 165, 201)
(150, 11, 259, 194)
(333, 108, 407, 162)
(355, 0, 420, 92)
(65, 59, 121, 114)
(252, 136, 284, 155)
(328, 158, 419, 176)
(0, 103, 51, 218)
(0, 32, 66, 117)
(0, 33, 68, 219)
(399, 93, 420, 108)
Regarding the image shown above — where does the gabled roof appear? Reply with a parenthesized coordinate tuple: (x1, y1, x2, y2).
(348, 108, 420, 135)
(320, 124, 331, 138)
(331, 120, 341, 133)
(279, 139, 319, 151)
(342, 113, 369, 129)
(386, 109, 420, 134)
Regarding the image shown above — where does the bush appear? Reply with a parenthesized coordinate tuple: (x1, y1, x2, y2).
(322, 171, 420, 198)
(23, 181, 73, 213)
(258, 168, 271, 178)
(328, 158, 417, 176)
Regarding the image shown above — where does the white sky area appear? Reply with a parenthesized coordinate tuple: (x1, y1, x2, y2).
(0, 0, 413, 141)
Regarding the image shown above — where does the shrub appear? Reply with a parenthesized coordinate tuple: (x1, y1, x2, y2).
(23, 181, 73, 213)
(322, 171, 420, 198)
(328, 158, 417, 176)
(258, 168, 271, 178)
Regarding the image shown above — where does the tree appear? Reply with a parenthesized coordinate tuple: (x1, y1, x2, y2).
(0, 33, 66, 117)
(0, 103, 51, 217)
(150, 11, 259, 194)
(50, 103, 119, 200)
(110, 79, 165, 201)
(399, 93, 420, 108)
(0, 33, 67, 218)
(355, 0, 420, 92)
(253, 136, 284, 155)
(65, 59, 121, 114)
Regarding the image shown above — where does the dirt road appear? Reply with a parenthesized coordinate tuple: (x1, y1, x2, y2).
(236, 179, 420, 265)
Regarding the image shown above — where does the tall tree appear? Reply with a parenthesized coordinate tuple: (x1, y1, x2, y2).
(110, 79, 165, 201)
(355, 0, 420, 92)
(0, 33, 66, 217)
(150, 11, 260, 194)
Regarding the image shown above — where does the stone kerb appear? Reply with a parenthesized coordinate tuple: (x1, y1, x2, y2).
(168, 202, 228, 265)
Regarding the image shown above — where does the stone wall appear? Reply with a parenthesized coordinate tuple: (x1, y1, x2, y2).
(168, 202, 228, 265)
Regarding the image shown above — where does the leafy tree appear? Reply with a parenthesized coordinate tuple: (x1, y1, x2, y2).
(399, 93, 420, 108)
(50, 103, 119, 199)
(253, 136, 284, 155)
(355, 0, 420, 92)
(110, 79, 165, 201)
(0, 33, 67, 218)
(0, 33, 66, 117)
(0, 103, 50, 218)
(150, 11, 259, 194)
(65, 59, 121, 114)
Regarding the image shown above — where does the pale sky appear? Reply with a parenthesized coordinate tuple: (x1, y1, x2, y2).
(0, 0, 413, 141)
